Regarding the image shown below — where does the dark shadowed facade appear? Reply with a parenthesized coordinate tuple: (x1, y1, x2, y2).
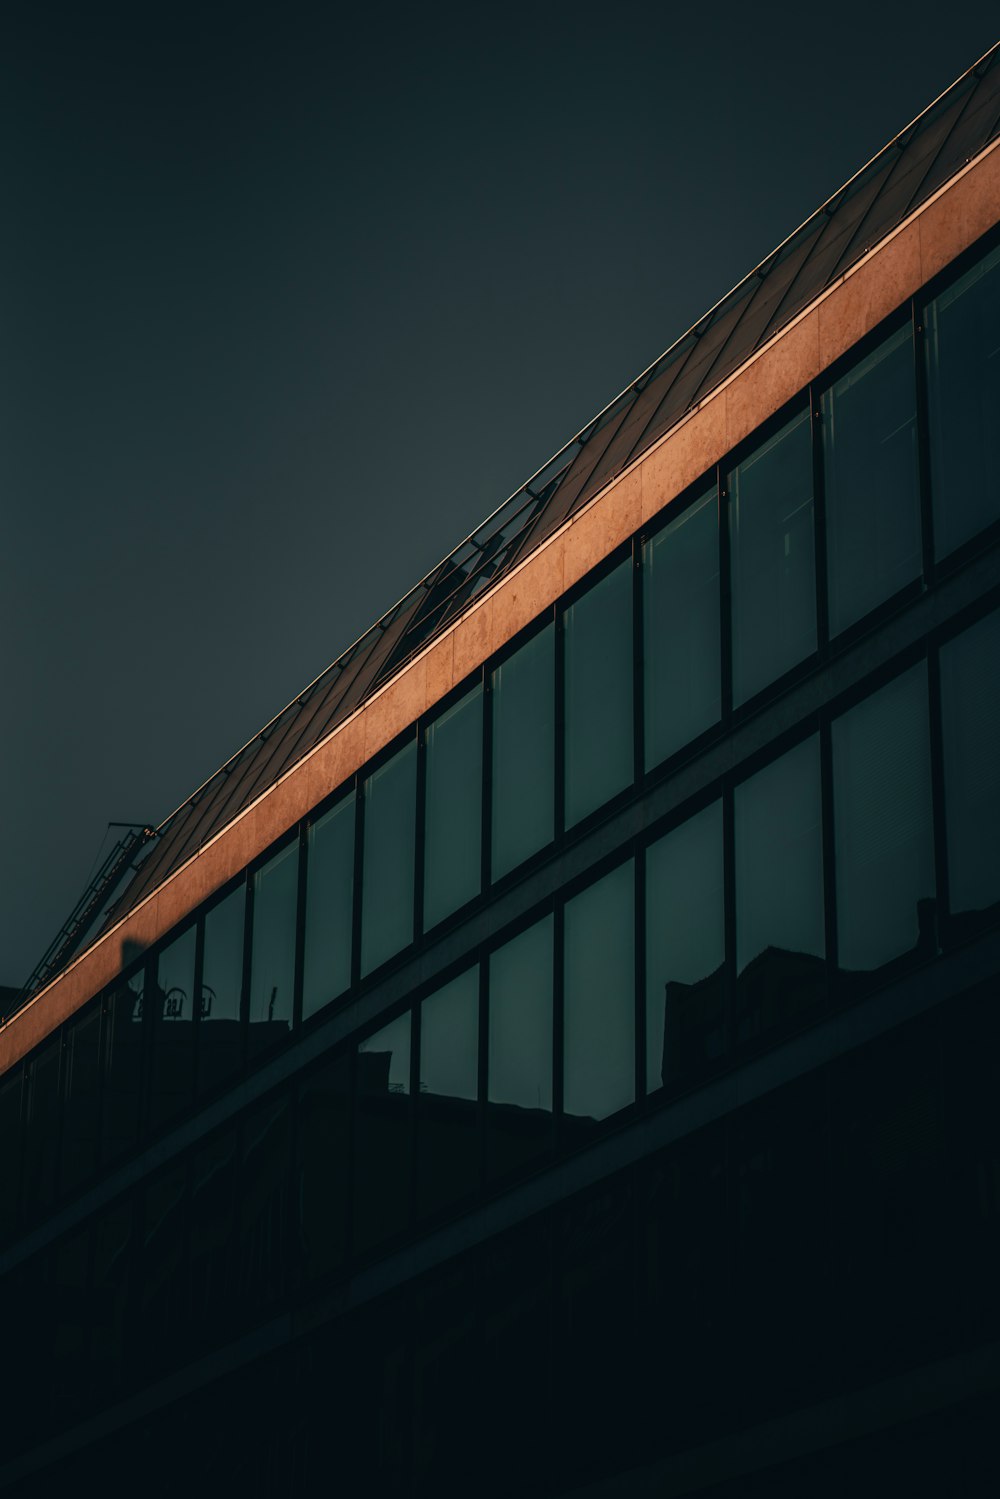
(2, 47, 1000, 1497)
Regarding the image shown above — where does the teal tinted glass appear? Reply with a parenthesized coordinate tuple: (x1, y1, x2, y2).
(302, 792, 354, 1020)
(924, 242, 1000, 558)
(156, 925, 196, 1023)
(643, 490, 721, 768)
(735, 736, 825, 1042)
(418, 967, 480, 1217)
(646, 800, 724, 1093)
(822, 323, 921, 635)
(833, 664, 935, 974)
(564, 558, 633, 826)
(355, 1011, 411, 1250)
(563, 860, 635, 1123)
(248, 842, 298, 1046)
(199, 884, 245, 1094)
(361, 739, 416, 976)
(424, 685, 482, 930)
(941, 610, 1000, 921)
(729, 409, 816, 705)
(488, 916, 553, 1178)
(489, 916, 553, 1113)
(150, 924, 197, 1128)
(419, 968, 479, 1102)
(491, 625, 554, 879)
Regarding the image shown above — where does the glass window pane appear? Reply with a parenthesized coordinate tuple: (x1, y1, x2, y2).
(729, 408, 816, 705)
(302, 793, 354, 1020)
(102, 969, 144, 1164)
(822, 324, 921, 635)
(361, 741, 416, 976)
(834, 664, 935, 975)
(248, 842, 298, 1054)
(924, 242, 1000, 558)
(491, 625, 554, 880)
(296, 1052, 350, 1282)
(418, 967, 479, 1218)
(941, 610, 1000, 924)
(61, 1005, 101, 1193)
(354, 1011, 411, 1252)
(643, 489, 721, 768)
(564, 559, 634, 826)
(646, 801, 725, 1093)
(735, 736, 825, 1043)
(150, 923, 196, 1130)
(198, 884, 245, 1095)
(563, 860, 635, 1126)
(488, 916, 553, 1178)
(424, 686, 483, 930)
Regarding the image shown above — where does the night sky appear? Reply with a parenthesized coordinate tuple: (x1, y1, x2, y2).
(2, 5, 997, 987)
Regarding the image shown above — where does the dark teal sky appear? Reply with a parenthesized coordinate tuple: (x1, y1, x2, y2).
(2, 4, 997, 985)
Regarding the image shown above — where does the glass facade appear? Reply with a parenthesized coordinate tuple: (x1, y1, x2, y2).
(564, 559, 633, 825)
(643, 488, 720, 767)
(423, 686, 483, 929)
(728, 408, 816, 705)
(418, 967, 480, 1217)
(248, 842, 297, 1052)
(198, 883, 244, 1093)
(491, 624, 554, 879)
(833, 663, 935, 976)
(149, 923, 196, 1129)
(646, 800, 724, 1092)
(924, 241, 1000, 558)
(563, 860, 635, 1125)
(822, 323, 921, 635)
(735, 735, 825, 1041)
(361, 740, 416, 976)
(3, 226, 1000, 1492)
(487, 915, 553, 1177)
(302, 792, 354, 1019)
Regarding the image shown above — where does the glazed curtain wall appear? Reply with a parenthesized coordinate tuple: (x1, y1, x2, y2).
(1, 599, 997, 1253)
(1, 234, 999, 1247)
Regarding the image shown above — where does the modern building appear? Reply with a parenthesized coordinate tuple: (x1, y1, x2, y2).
(2, 45, 1000, 1497)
